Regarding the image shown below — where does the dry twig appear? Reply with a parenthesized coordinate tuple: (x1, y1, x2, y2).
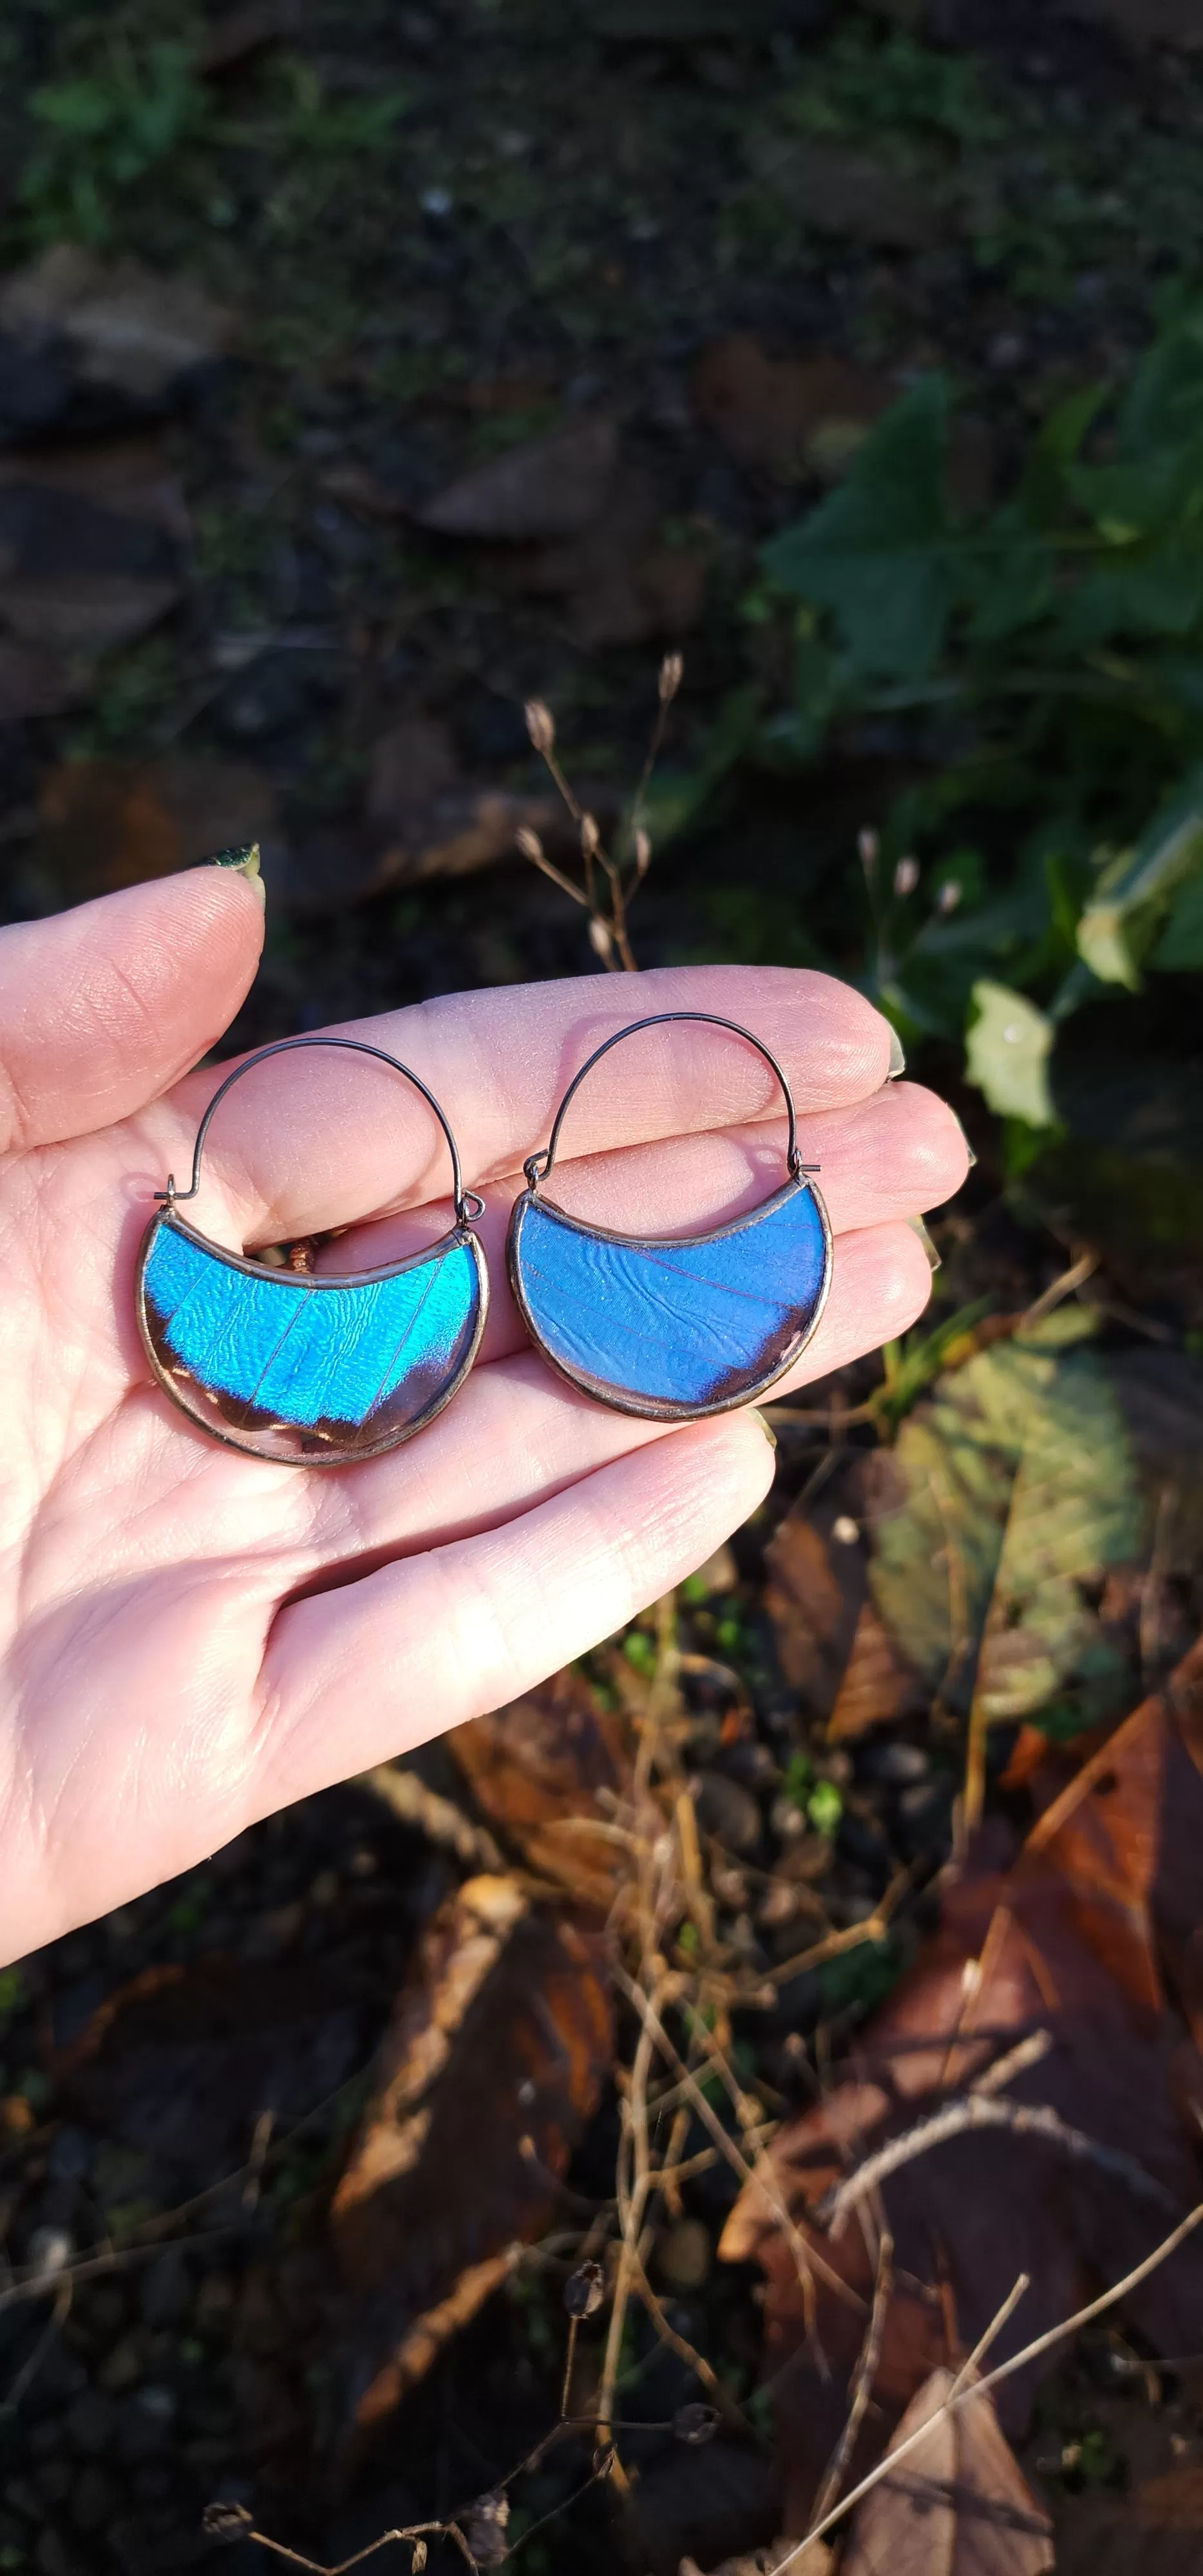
(817, 2092, 1179, 2233)
(775, 2198, 1203, 2568)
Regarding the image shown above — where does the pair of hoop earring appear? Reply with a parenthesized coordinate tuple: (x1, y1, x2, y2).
(137, 1014, 832, 1466)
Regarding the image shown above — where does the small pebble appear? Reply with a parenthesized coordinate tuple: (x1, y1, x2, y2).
(857, 1740, 929, 1787)
(24, 2228, 72, 2279)
(691, 1770, 762, 1856)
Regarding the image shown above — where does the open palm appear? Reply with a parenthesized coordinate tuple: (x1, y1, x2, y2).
(0, 867, 967, 1962)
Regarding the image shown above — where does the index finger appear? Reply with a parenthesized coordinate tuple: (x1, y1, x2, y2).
(145, 963, 895, 1242)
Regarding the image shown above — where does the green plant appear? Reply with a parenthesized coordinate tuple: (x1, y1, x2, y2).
(19, 37, 216, 243)
(695, 309, 1203, 1134)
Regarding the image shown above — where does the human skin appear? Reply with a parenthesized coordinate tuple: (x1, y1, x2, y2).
(0, 867, 969, 1961)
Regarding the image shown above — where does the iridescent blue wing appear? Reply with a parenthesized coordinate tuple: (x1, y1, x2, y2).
(509, 1178, 829, 1419)
(140, 1214, 484, 1462)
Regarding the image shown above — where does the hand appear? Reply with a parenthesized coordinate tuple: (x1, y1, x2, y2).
(0, 867, 967, 1959)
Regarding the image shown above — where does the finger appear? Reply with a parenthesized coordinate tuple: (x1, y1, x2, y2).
(144, 963, 895, 1240)
(256, 1410, 777, 1810)
(0, 866, 265, 1155)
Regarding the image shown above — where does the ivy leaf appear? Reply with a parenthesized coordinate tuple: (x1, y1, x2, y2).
(965, 981, 1056, 1127)
(761, 375, 963, 680)
(867, 1311, 1144, 1734)
(1075, 768, 1203, 989)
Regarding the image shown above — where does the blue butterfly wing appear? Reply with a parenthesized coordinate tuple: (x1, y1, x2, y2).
(512, 1180, 828, 1413)
(142, 1217, 480, 1457)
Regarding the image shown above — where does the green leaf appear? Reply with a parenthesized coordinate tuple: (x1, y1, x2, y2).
(867, 1312, 1144, 1734)
(965, 981, 1056, 1126)
(1075, 768, 1203, 987)
(761, 376, 962, 681)
(1154, 866, 1203, 970)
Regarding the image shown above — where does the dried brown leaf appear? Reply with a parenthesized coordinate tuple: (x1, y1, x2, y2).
(448, 1667, 633, 1907)
(0, 246, 236, 402)
(420, 414, 618, 540)
(37, 755, 277, 897)
(517, 462, 706, 647)
(694, 335, 894, 482)
(721, 1637, 1203, 2535)
(840, 2365, 1053, 2576)
(747, 135, 941, 249)
(59, 1956, 363, 2186)
(328, 1875, 612, 2434)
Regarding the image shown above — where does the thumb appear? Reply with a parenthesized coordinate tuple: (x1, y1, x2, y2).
(0, 850, 266, 1155)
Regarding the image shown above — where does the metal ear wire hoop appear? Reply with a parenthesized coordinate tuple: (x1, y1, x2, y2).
(158, 1034, 484, 1226)
(509, 1010, 831, 1425)
(524, 1010, 815, 1190)
(138, 1034, 488, 1466)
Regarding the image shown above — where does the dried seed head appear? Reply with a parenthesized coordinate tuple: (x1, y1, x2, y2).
(564, 2258, 605, 2319)
(589, 916, 614, 961)
(462, 2492, 509, 2566)
(936, 878, 963, 914)
(893, 855, 920, 898)
(202, 2503, 254, 2544)
(634, 826, 652, 876)
(659, 650, 684, 703)
(525, 698, 556, 755)
(580, 811, 600, 858)
(858, 827, 879, 875)
(410, 2546, 428, 2573)
(674, 2401, 720, 2446)
(515, 825, 545, 863)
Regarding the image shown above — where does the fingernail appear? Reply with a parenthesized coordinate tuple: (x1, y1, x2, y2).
(907, 1215, 942, 1271)
(887, 1026, 905, 1079)
(750, 1408, 777, 1449)
(200, 842, 265, 905)
(952, 1111, 978, 1168)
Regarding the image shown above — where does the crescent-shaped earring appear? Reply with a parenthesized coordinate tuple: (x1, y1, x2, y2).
(507, 1012, 831, 1421)
(137, 1037, 488, 1465)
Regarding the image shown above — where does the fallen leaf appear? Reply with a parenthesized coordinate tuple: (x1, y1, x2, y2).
(520, 461, 707, 647)
(720, 1634, 1203, 2536)
(765, 1480, 873, 1722)
(0, 449, 184, 662)
(448, 1667, 632, 1907)
(39, 755, 277, 897)
(0, 573, 180, 657)
(862, 1310, 1146, 1741)
(328, 1875, 612, 2435)
(694, 336, 894, 482)
(419, 413, 619, 541)
(198, 1, 283, 75)
(59, 1958, 364, 2189)
(841, 2365, 1053, 2575)
(748, 134, 942, 251)
(623, 2439, 783, 2576)
(0, 245, 236, 409)
(0, 432, 191, 541)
